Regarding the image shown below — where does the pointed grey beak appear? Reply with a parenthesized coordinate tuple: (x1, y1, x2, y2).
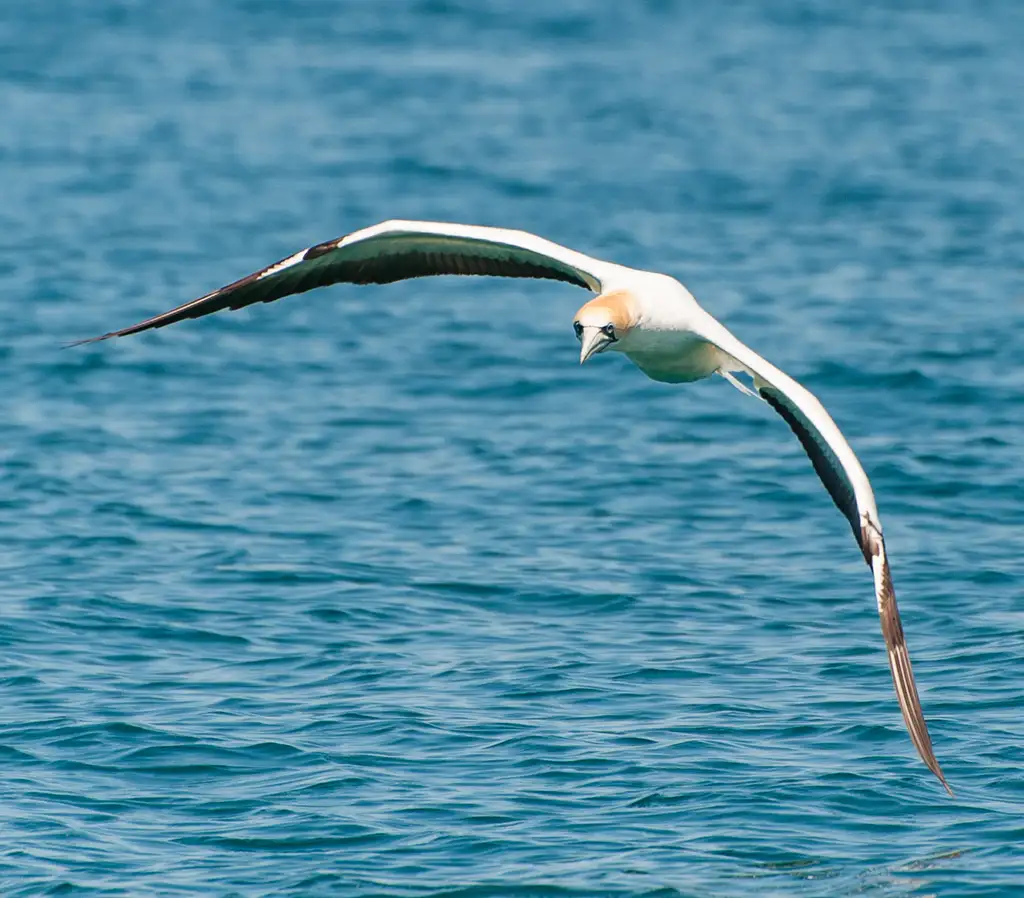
(579, 326, 612, 364)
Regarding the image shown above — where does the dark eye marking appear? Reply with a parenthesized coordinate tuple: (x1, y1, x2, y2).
(573, 321, 583, 339)
(601, 324, 617, 339)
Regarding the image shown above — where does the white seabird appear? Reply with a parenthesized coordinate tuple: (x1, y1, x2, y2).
(78, 219, 951, 794)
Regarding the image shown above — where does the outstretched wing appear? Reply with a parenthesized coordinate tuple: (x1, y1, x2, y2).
(75, 220, 615, 343)
(697, 316, 951, 795)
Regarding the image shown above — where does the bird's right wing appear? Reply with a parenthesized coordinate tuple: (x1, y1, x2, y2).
(75, 220, 617, 343)
(694, 314, 952, 795)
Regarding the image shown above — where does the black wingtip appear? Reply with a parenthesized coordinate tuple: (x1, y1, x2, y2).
(64, 332, 118, 348)
(930, 759, 954, 797)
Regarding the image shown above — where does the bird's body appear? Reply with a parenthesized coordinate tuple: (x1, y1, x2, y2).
(571, 275, 726, 384)
(78, 219, 951, 794)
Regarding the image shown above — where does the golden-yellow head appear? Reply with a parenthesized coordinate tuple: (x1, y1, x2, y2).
(573, 290, 639, 363)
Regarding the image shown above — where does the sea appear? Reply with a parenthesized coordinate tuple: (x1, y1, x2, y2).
(3, 1, 1024, 895)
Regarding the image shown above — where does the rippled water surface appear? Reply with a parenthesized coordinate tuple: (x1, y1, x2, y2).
(4, 1, 1024, 895)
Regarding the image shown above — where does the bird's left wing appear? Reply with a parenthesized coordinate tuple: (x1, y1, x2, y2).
(75, 220, 612, 343)
(694, 316, 951, 795)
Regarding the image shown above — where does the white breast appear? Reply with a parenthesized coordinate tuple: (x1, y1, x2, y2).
(620, 330, 726, 384)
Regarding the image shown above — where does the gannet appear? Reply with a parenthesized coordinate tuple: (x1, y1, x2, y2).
(77, 219, 951, 794)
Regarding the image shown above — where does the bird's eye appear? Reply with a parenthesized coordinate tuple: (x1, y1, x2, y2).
(573, 321, 583, 340)
(602, 324, 616, 339)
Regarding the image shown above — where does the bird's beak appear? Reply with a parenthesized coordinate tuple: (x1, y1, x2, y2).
(579, 327, 612, 364)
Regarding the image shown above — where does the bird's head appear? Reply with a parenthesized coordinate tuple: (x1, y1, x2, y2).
(573, 291, 639, 364)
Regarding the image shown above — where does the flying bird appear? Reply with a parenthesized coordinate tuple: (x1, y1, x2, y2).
(77, 219, 951, 794)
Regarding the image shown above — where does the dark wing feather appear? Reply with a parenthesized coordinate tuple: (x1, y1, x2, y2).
(761, 386, 861, 549)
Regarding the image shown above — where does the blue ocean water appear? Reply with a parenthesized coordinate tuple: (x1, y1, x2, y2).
(3, 0, 1024, 894)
